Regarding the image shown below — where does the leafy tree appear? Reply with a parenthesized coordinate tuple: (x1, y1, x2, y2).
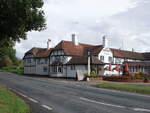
(0, 0, 46, 67)
(0, 55, 13, 67)
(0, 0, 46, 43)
(0, 46, 17, 67)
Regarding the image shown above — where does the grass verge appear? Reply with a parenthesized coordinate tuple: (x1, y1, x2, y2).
(96, 82, 150, 95)
(0, 85, 30, 113)
(0, 66, 23, 75)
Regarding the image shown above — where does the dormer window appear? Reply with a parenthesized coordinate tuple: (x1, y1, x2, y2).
(51, 50, 64, 56)
(108, 56, 113, 63)
(100, 56, 104, 62)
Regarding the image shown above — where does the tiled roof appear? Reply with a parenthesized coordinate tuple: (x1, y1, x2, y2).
(24, 47, 52, 58)
(53, 40, 94, 56)
(110, 48, 145, 60)
(84, 45, 144, 60)
(36, 48, 52, 58)
(24, 40, 150, 61)
(67, 56, 103, 65)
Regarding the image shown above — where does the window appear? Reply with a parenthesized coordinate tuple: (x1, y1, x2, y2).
(100, 56, 104, 62)
(52, 66, 57, 72)
(55, 56, 60, 62)
(27, 59, 31, 63)
(115, 58, 121, 64)
(108, 56, 113, 63)
(58, 66, 63, 73)
(45, 59, 48, 64)
(71, 65, 75, 70)
(60, 50, 64, 55)
(37, 59, 41, 64)
(43, 67, 47, 72)
(58, 51, 61, 55)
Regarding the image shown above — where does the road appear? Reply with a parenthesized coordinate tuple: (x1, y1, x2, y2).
(0, 72, 150, 113)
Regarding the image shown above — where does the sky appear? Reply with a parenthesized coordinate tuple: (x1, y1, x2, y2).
(15, 0, 150, 58)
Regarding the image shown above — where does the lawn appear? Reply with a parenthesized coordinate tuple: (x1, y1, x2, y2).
(96, 82, 150, 95)
(0, 66, 23, 75)
(0, 85, 30, 113)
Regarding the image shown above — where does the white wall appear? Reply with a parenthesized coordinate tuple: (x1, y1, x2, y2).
(49, 65, 67, 77)
(35, 58, 49, 75)
(24, 57, 49, 75)
(113, 57, 125, 64)
(98, 47, 113, 63)
(23, 54, 36, 75)
(67, 65, 87, 78)
(24, 66, 36, 75)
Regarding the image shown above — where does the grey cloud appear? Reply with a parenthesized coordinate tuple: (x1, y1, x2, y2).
(15, 0, 150, 58)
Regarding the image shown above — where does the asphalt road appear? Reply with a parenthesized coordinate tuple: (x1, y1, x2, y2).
(0, 72, 150, 113)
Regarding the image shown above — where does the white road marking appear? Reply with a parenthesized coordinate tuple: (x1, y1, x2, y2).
(80, 97, 150, 112)
(9, 89, 38, 103)
(41, 105, 53, 110)
(8, 88, 28, 98)
(8, 87, 12, 90)
(133, 108, 150, 112)
(28, 97, 38, 103)
(17, 92, 28, 98)
(80, 97, 125, 108)
(75, 84, 81, 87)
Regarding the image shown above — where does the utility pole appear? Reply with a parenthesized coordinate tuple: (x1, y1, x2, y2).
(88, 51, 91, 76)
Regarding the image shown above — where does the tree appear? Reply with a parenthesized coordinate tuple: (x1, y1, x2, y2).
(0, 0, 46, 44)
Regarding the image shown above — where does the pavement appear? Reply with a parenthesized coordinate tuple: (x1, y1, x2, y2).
(0, 72, 150, 113)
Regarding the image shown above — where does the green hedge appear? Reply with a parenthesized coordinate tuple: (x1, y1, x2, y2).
(0, 66, 23, 75)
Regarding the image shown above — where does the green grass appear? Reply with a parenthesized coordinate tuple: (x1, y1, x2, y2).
(96, 82, 150, 95)
(0, 85, 30, 113)
(0, 66, 23, 75)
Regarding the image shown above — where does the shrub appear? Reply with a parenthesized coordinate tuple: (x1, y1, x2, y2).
(102, 74, 150, 82)
(84, 73, 97, 78)
(0, 56, 13, 67)
(0, 66, 23, 75)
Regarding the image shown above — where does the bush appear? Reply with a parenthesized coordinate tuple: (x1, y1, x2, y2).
(0, 66, 23, 75)
(102, 74, 150, 82)
(90, 72, 97, 78)
(0, 56, 13, 67)
(84, 72, 97, 78)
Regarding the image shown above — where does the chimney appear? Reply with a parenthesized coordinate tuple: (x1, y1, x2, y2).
(47, 39, 51, 49)
(72, 33, 78, 45)
(102, 35, 108, 47)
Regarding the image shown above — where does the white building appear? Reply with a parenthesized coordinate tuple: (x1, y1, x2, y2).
(23, 47, 52, 75)
(23, 34, 150, 79)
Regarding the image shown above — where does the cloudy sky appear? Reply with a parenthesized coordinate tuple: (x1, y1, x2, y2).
(15, 0, 150, 58)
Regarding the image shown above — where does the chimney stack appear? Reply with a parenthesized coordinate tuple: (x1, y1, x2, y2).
(47, 39, 51, 49)
(72, 33, 78, 45)
(102, 35, 108, 47)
